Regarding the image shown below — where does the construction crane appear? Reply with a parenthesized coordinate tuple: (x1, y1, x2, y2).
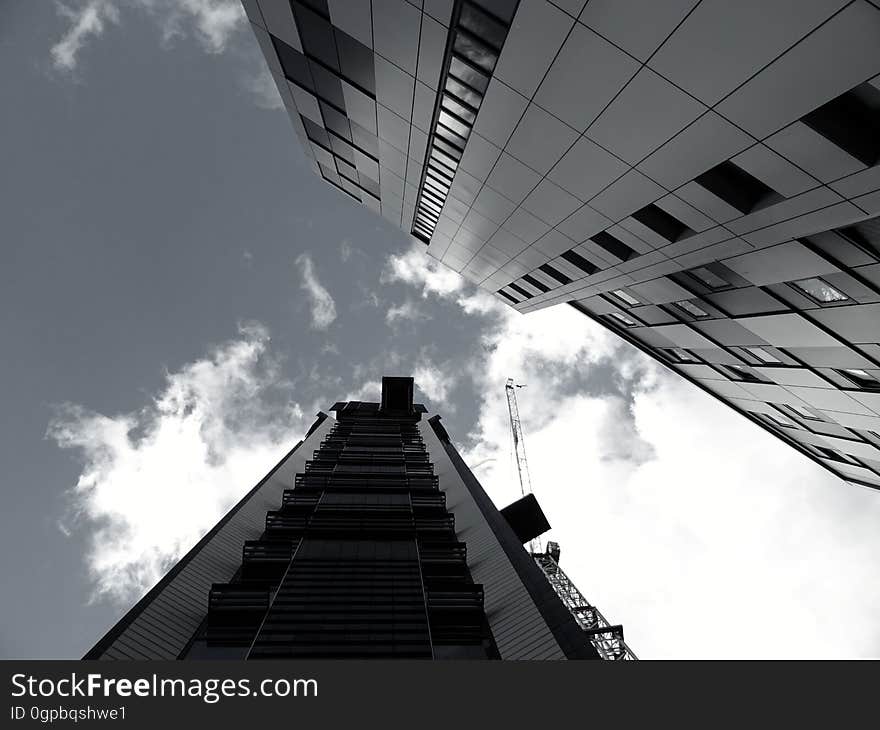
(505, 378, 638, 661)
(535, 543, 637, 660)
(504, 378, 540, 554)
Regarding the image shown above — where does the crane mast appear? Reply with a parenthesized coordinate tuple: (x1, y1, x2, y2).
(505, 378, 539, 553)
(505, 378, 637, 660)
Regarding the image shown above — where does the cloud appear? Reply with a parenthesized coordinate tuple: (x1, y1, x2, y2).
(388, 250, 880, 658)
(384, 245, 468, 298)
(384, 245, 505, 317)
(157, 0, 245, 53)
(385, 300, 429, 327)
(295, 253, 337, 330)
(51, 0, 120, 72)
(339, 240, 354, 262)
(343, 380, 382, 403)
(46, 323, 310, 604)
(242, 65, 283, 110)
(50, 0, 245, 73)
(413, 361, 456, 408)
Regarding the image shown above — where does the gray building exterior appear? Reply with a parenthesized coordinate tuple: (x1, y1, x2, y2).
(85, 378, 598, 660)
(245, 0, 880, 491)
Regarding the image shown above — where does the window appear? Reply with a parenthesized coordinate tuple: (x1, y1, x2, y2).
(411, 0, 516, 242)
(786, 403, 820, 421)
(744, 346, 781, 364)
(508, 283, 533, 300)
(801, 81, 880, 167)
(539, 263, 572, 285)
(591, 231, 637, 262)
(666, 348, 697, 363)
(674, 300, 710, 318)
(723, 364, 762, 383)
(694, 160, 780, 214)
(522, 274, 549, 293)
(497, 289, 518, 304)
(560, 249, 599, 275)
(813, 446, 855, 465)
(766, 412, 797, 428)
(836, 368, 880, 391)
(688, 266, 730, 290)
(790, 277, 849, 304)
(631, 204, 692, 242)
(612, 289, 640, 306)
(838, 215, 880, 258)
(607, 312, 637, 327)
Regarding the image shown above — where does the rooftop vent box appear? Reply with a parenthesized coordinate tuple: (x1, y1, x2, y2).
(380, 376, 414, 414)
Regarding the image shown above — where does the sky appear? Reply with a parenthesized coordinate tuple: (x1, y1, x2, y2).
(2, 0, 880, 659)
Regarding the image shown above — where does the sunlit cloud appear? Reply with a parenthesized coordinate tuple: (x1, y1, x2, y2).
(47, 323, 309, 604)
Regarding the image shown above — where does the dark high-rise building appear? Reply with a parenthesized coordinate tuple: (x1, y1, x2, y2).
(245, 0, 880, 491)
(84, 378, 607, 660)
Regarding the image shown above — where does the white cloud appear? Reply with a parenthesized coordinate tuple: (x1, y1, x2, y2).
(157, 0, 245, 53)
(51, 0, 120, 72)
(413, 362, 455, 408)
(295, 253, 337, 330)
(47, 323, 310, 604)
(242, 65, 283, 110)
(385, 300, 429, 327)
(343, 380, 382, 403)
(384, 245, 507, 317)
(50, 0, 245, 73)
(384, 245, 468, 299)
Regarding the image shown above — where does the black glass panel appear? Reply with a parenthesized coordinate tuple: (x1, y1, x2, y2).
(538, 263, 572, 285)
(695, 161, 778, 215)
(560, 250, 599, 275)
(291, 2, 340, 72)
(301, 115, 331, 149)
(522, 274, 550, 293)
(438, 110, 471, 138)
(433, 137, 463, 160)
(335, 28, 376, 95)
(473, 0, 518, 23)
(272, 36, 314, 92)
(449, 57, 489, 93)
(591, 231, 636, 262)
(509, 283, 534, 300)
(445, 76, 482, 108)
(453, 33, 498, 74)
(434, 123, 469, 150)
(430, 145, 460, 170)
(426, 164, 453, 185)
(309, 61, 346, 109)
(459, 3, 507, 50)
(632, 204, 691, 242)
(442, 94, 477, 124)
(424, 179, 450, 198)
(320, 101, 352, 141)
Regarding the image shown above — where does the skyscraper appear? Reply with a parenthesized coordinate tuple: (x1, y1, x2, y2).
(245, 0, 880, 490)
(84, 377, 608, 660)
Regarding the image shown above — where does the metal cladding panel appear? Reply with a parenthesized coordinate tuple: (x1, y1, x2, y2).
(85, 416, 336, 660)
(418, 419, 565, 659)
(420, 418, 599, 659)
